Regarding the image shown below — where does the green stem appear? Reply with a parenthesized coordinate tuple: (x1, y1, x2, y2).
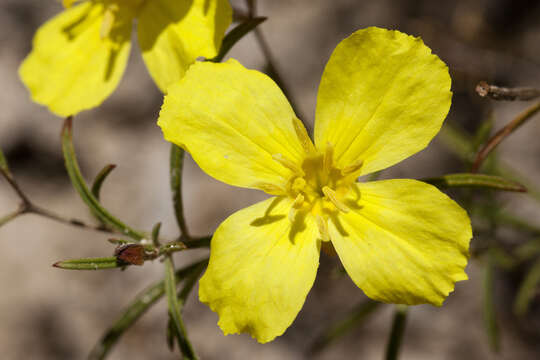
(472, 101, 540, 172)
(164, 256, 197, 359)
(62, 118, 146, 241)
(170, 144, 190, 239)
(385, 305, 409, 360)
(88, 259, 207, 360)
(483, 249, 500, 351)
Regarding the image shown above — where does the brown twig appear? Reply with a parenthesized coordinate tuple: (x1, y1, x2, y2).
(476, 81, 540, 101)
(0, 166, 116, 233)
(471, 101, 540, 173)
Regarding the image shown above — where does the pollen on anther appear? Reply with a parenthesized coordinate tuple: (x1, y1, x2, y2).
(272, 153, 304, 176)
(288, 194, 305, 222)
(100, 9, 116, 39)
(322, 186, 350, 213)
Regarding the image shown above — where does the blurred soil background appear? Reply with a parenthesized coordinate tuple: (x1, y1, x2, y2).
(1, 0, 540, 359)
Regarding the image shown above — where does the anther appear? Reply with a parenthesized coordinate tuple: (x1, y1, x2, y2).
(292, 117, 316, 154)
(253, 182, 286, 195)
(341, 159, 364, 176)
(322, 186, 350, 213)
(315, 215, 331, 242)
(100, 5, 119, 39)
(272, 153, 304, 176)
(288, 194, 305, 222)
(291, 177, 306, 193)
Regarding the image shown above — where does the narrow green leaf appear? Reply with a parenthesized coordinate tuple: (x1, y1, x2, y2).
(385, 305, 409, 360)
(423, 173, 527, 192)
(164, 256, 197, 359)
(483, 250, 500, 352)
(170, 144, 189, 237)
(91, 164, 116, 200)
(0, 147, 10, 176)
(61, 118, 145, 241)
(53, 257, 121, 270)
(310, 300, 381, 353)
(211, 17, 267, 63)
(88, 259, 207, 360)
(514, 258, 540, 316)
(167, 261, 206, 351)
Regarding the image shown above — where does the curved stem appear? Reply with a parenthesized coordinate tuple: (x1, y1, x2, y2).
(385, 305, 409, 360)
(472, 101, 540, 173)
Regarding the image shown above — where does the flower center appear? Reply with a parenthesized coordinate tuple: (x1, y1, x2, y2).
(255, 117, 362, 242)
(273, 143, 361, 241)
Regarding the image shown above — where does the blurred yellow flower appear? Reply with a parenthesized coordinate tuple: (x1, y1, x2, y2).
(158, 27, 471, 343)
(19, 0, 232, 116)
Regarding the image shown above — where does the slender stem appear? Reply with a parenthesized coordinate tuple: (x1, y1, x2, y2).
(170, 144, 190, 239)
(246, 0, 256, 18)
(483, 249, 500, 351)
(28, 204, 114, 233)
(385, 305, 409, 360)
(0, 168, 31, 206)
(472, 101, 540, 173)
(164, 256, 197, 359)
(476, 81, 540, 101)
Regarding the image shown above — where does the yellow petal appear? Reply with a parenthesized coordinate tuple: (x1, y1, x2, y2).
(19, 2, 132, 116)
(199, 197, 320, 343)
(329, 179, 471, 306)
(137, 0, 232, 92)
(158, 59, 308, 191)
(314, 27, 452, 176)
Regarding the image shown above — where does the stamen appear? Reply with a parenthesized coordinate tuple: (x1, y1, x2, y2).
(292, 193, 305, 208)
(322, 186, 350, 213)
(253, 182, 286, 195)
(288, 194, 305, 222)
(315, 215, 330, 242)
(292, 117, 316, 154)
(323, 143, 334, 175)
(100, 6, 118, 39)
(272, 153, 304, 176)
(290, 177, 306, 193)
(341, 159, 364, 176)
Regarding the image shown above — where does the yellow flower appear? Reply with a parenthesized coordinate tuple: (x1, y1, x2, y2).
(19, 0, 232, 116)
(158, 27, 471, 343)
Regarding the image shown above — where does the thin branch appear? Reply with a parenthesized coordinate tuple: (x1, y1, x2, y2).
(471, 101, 540, 173)
(28, 204, 113, 233)
(476, 81, 540, 101)
(0, 168, 31, 206)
